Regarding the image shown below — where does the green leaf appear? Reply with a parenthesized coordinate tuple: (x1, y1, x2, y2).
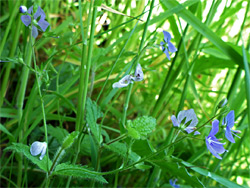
(104, 142, 141, 163)
(45, 125, 69, 144)
(150, 158, 204, 187)
(161, 0, 244, 68)
(0, 123, 15, 142)
(52, 163, 108, 184)
(86, 98, 103, 143)
(181, 160, 243, 188)
(4, 143, 52, 172)
(126, 116, 156, 140)
(62, 131, 79, 149)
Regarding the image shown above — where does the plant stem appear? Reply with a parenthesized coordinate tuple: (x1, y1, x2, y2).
(30, 32, 49, 185)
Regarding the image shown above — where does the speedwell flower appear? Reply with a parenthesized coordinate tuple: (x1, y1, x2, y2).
(113, 63, 144, 88)
(171, 109, 200, 135)
(205, 120, 226, 159)
(222, 110, 241, 143)
(132, 63, 143, 81)
(160, 31, 177, 60)
(112, 75, 133, 88)
(21, 6, 50, 38)
(169, 179, 180, 188)
(30, 141, 47, 160)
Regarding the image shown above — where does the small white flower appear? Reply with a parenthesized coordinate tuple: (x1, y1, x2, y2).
(112, 75, 133, 88)
(19, 5, 27, 13)
(30, 141, 47, 160)
(132, 63, 143, 81)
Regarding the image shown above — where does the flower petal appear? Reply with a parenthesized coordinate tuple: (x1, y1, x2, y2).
(205, 137, 222, 159)
(30, 141, 44, 156)
(38, 18, 50, 32)
(21, 15, 31, 26)
(168, 41, 177, 53)
(27, 6, 33, 14)
(34, 6, 46, 20)
(32, 26, 38, 38)
(226, 110, 234, 128)
(39, 143, 47, 160)
(160, 41, 165, 46)
(163, 48, 170, 60)
(171, 115, 179, 127)
(194, 131, 200, 135)
(225, 126, 235, 143)
(112, 75, 132, 88)
(178, 109, 198, 133)
(209, 120, 219, 137)
(163, 30, 171, 42)
(133, 63, 143, 81)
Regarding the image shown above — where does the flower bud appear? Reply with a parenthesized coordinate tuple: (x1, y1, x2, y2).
(19, 6, 27, 13)
(30, 141, 47, 160)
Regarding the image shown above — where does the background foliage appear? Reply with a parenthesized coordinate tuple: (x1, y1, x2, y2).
(0, 0, 249, 187)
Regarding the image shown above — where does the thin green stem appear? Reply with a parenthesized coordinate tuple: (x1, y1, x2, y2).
(30, 32, 49, 186)
(121, 0, 155, 126)
(75, 0, 92, 132)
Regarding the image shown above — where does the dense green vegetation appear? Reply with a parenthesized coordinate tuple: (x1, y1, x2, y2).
(0, 0, 249, 187)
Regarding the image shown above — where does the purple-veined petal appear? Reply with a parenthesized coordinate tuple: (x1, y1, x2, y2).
(112, 75, 132, 88)
(185, 126, 195, 134)
(30, 141, 44, 156)
(211, 141, 226, 154)
(194, 131, 200, 135)
(226, 110, 234, 128)
(209, 120, 219, 137)
(21, 15, 31, 26)
(34, 6, 46, 20)
(205, 137, 222, 159)
(133, 63, 143, 81)
(225, 126, 235, 143)
(178, 109, 198, 129)
(171, 115, 179, 127)
(112, 82, 128, 88)
(168, 41, 177, 53)
(38, 18, 50, 31)
(39, 143, 47, 160)
(163, 48, 170, 60)
(31, 26, 38, 38)
(163, 30, 171, 42)
(27, 6, 33, 14)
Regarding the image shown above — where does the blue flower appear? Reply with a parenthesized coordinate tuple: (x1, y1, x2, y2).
(169, 179, 180, 188)
(160, 31, 177, 60)
(113, 63, 144, 88)
(21, 6, 49, 38)
(132, 63, 143, 81)
(223, 110, 241, 143)
(171, 109, 200, 135)
(205, 120, 226, 159)
(112, 75, 133, 88)
(30, 141, 47, 160)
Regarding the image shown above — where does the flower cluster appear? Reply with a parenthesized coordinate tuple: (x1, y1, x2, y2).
(112, 63, 143, 88)
(206, 110, 240, 159)
(20, 5, 50, 38)
(171, 109, 241, 160)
